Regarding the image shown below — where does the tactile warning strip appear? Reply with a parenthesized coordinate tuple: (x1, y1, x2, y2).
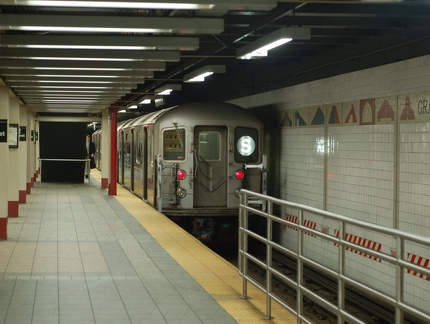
(93, 171, 296, 323)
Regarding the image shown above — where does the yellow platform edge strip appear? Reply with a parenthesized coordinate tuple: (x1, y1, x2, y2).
(92, 171, 296, 323)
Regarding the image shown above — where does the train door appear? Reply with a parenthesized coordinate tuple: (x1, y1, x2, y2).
(118, 130, 124, 185)
(130, 128, 135, 191)
(146, 128, 155, 206)
(123, 130, 132, 189)
(133, 128, 147, 199)
(143, 127, 148, 201)
(193, 126, 228, 207)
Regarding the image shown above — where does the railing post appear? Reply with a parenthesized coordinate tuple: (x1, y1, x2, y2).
(157, 154, 162, 212)
(338, 222, 345, 324)
(239, 190, 249, 299)
(297, 208, 304, 320)
(265, 200, 273, 320)
(395, 235, 404, 324)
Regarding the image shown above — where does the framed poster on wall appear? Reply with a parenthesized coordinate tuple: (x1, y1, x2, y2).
(9, 124, 19, 148)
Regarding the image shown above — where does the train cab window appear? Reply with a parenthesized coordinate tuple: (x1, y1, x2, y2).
(198, 131, 220, 161)
(163, 128, 185, 161)
(234, 127, 258, 163)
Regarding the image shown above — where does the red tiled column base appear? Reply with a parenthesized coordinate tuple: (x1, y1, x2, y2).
(26, 182, 32, 194)
(101, 178, 109, 188)
(0, 218, 7, 240)
(8, 201, 19, 217)
(19, 190, 27, 204)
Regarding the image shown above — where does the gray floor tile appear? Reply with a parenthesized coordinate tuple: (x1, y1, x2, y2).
(0, 182, 236, 324)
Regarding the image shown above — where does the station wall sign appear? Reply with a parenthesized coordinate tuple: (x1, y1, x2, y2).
(0, 119, 7, 143)
(20, 126, 27, 141)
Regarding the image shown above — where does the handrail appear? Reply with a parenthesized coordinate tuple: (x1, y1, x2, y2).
(238, 189, 430, 323)
(38, 158, 91, 186)
(156, 154, 178, 212)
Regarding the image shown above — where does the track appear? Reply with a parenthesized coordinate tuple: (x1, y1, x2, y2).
(244, 249, 421, 323)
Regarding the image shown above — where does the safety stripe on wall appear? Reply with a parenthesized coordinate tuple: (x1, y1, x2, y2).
(283, 213, 317, 237)
(344, 233, 382, 262)
(332, 230, 381, 262)
(407, 253, 430, 281)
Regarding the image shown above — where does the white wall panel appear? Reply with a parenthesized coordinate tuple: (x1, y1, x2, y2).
(231, 54, 430, 314)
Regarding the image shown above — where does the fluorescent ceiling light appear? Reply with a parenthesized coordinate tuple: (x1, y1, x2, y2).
(119, 110, 127, 113)
(128, 105, 138, 109)
(155, 98, 165, 107)
(155, 84, 182, 95)
(139, 95, 162, 104)
(15, 1, 214, 10)
(26, 57, 134, 62)
(237, 27, 311, 60)
(1, 14, 224, 35)
(2, 0, 277, 12)
(17, 26, 171, 33)
(184, 65, 225, 83)
(1, 35, 199, 51)
(24, 45, 159, 50)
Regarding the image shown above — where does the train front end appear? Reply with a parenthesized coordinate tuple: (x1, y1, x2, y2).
(156, 103, 266, 242)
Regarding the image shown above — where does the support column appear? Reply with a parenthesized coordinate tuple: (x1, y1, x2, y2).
(108, 107, 117, 195)
(0, 87, 10, 239)
(101, 109, 110, 189)
(8, 97, 20, 217)
(26, 113, 35, 193)
(34, 118, 40, 184)
(19, 105, 29, 204)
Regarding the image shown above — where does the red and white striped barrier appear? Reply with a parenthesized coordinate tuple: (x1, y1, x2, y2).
(283, 214, 317, 237)
(334, 230, 382, 262)
(407, 253, 430, 281)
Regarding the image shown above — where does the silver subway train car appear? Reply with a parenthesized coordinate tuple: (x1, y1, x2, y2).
(93, 103, 266, 240)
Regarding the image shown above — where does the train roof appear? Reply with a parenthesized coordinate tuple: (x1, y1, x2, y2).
(120, 102, 260, 130)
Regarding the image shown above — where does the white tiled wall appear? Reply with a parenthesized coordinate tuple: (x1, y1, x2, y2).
(327, 124, 394, 227)
(281, 127, 324, 209)
(231, 54, 430, 314)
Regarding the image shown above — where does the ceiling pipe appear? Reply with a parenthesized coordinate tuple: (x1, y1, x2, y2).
(124, 2, 308, 105)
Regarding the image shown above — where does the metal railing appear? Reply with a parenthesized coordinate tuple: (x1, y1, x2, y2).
(238, 189, 430, 324)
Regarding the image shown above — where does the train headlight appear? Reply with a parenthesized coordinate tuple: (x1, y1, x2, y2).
(234, 169, 245, 180)
(176, 187, 187, 199)
(177, 169, 187, 180)
(234, 188, 241, 198)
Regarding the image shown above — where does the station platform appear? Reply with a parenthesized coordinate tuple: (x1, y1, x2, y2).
(0, 170, 296, 324)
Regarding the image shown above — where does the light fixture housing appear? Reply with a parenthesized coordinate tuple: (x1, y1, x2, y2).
(183, 65, 226, 83)
(155, 84, 182, 95)
(237, 27, 310, 60)
(139, 95, 162, 104)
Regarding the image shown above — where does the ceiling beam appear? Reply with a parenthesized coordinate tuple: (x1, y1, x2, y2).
(0, 59, 166, 71)
(1, 0, 276, 12)
(3, 76, 151, 83)
(0, 69, 154, 77)
(0, 14, 224, 34)
(0, 34, 200, 51)
(0, 48, 180, 62)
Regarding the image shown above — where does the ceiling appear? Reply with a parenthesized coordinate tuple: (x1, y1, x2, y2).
(0, 0, 429, 120)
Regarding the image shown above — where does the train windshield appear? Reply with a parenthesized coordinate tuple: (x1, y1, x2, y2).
(198, 131, 220, 161)
(163, 128, 186, 161)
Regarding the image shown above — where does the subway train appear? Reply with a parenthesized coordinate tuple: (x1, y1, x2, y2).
(93, 102, 266, 242)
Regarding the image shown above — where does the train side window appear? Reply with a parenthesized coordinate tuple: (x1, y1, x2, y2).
(136, 131, 142, 165)
(198, 131, 220, 161)
(163, 128, 185, 161)
(234, 127, 258, 163)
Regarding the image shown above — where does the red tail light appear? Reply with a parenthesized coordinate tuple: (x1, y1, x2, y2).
(177, 169, 187, 180)
(234, 169, 245, 180)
